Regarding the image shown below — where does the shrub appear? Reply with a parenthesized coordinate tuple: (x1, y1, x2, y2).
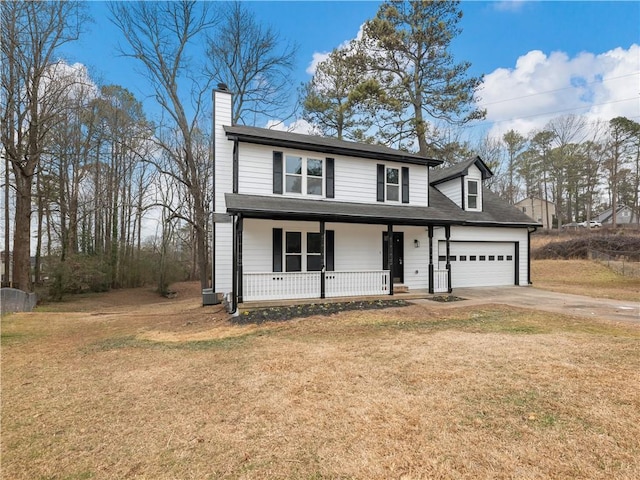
(532, 234, 640, 261)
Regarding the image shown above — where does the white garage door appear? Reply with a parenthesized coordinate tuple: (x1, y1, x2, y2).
(438, 241, 516, 288)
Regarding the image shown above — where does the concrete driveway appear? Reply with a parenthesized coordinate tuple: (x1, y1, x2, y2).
(431, 286, 639, 324)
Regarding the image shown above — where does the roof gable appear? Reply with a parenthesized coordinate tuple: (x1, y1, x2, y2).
(430, 156, 493, 185)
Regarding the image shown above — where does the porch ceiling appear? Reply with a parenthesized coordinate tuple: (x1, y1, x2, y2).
(224, 192, 539, 227)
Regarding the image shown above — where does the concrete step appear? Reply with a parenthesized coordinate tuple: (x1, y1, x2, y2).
(394, 284, 409, 294)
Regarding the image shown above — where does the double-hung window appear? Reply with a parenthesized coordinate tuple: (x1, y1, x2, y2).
(467, 180, 479, 210)
(285, 155, 323, 196)
(386, 167, 399, 202)
(285, 232, 302, 272)
(284, 231, 323, 272)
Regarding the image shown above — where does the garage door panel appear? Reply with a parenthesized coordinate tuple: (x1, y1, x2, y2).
(438, 242, 515, 288)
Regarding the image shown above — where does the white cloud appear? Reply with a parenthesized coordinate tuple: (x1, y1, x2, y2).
(264, 118, 318, 135)
(493, 1, 528, 13)
(478, 44, 640, 138)
(305, 24, 365, 75)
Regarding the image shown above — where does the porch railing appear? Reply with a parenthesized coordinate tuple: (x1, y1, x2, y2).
(325, 270, 389, 298)
(243, 270, 390, 302)
(433, 269, 449, 293)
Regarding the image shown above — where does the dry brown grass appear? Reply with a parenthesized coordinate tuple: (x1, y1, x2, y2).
(532, 259, 640, 301)
(2, 283, 639, 479)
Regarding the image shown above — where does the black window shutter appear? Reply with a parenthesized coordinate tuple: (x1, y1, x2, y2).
(326, 230, 335, 271)
(273, 151, 283, 194)
(402, 167, 409, 203)
(272, 228, 283, 272)
(326, 157, 335, 198)
(377, 164, 385, 202)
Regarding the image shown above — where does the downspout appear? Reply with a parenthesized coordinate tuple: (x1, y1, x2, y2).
(229, 215, 238, 315)
(211, 88, 216, 292)
(527, 226, 538, 285)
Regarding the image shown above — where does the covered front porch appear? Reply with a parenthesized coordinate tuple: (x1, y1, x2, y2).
(224, 194, 455, 311)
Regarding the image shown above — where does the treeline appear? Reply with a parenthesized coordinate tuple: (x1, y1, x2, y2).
(446, 115, 639, 229)
(1, 1, 295, 296)
(2, 1, 637, 298)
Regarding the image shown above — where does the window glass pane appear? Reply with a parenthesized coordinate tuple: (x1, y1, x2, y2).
(470, 255, 477, 261)
(285, 232, 301, 253)
(307, 177, 322, 195)
(468, 196, 477, 209)
(307, 233, 321, 254)
(286, 175, 302, 193)
(438, 255, 446, 262)
(479, 255, 486, 261)
(460, 255, 467, 261)
(307, 255, 322, 271)
(285, 255, 301, 272)
(387, 185, 399, 201)
(468, 181, 478, 194)
(286, 156, 302, 174)
(386, 168, 399, 184)
(498, 255, 504, 261)
(307, 158, 323, 177)
(450, 256, 457, 261)
(507, 255, 513, 261)
(489, 255, 495, 261)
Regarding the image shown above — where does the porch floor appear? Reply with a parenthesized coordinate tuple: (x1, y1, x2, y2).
(239, 289, 435, 311)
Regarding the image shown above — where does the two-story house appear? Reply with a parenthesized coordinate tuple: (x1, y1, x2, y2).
(210, 85, 539, 312)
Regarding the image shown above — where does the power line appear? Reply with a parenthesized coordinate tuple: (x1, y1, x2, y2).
(478, 71, 640, 107)
(465, 96, 640, 129)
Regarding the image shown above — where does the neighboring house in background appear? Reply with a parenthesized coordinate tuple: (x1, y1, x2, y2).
(596, 205, 639, 225)
(1, 250, 12, 286)
(209, 85, 540, 312)
(514, 197, 556, 230)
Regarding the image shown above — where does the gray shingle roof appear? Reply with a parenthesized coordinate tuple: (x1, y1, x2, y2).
(430, 156, 493, 185)
(225, 189, 539, 227)
(224, 125, 442, 167)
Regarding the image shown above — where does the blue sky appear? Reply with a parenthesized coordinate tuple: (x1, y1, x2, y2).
(59, 1, 640, 139)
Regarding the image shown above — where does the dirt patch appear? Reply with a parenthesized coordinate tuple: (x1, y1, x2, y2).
(233, 299, 409, 325)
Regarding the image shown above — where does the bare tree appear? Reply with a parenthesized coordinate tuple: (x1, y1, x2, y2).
(206, 1, 297, 126)
(0, 1, 87, 291)
(110, 0, 218, 289)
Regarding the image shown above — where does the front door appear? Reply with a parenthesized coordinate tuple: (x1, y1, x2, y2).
(382, 232, 404, 283)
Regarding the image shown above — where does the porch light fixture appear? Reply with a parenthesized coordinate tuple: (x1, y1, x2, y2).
(414, 239, 420, 248)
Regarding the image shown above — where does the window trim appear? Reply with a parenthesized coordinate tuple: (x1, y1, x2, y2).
(385, 166, 400, 203)
(466, 179, 480, 211)
(284, 154, 325, 197)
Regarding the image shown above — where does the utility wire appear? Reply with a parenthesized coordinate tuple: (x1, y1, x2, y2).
(478, 71, 640, 107)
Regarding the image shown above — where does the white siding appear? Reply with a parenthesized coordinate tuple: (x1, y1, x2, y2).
(236, 142, 430, 206)
(433, 226, 529, 287)
(214, 222, 233, 293)
(435, 178, 462, 208)
(395, 226, 430, 290)
(242, 220, 430, 291)
(214, 91, 233, 213)
(465, 164, 483, 212)
(213, 90, 234, 293)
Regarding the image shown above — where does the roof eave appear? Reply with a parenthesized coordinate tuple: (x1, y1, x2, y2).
(225, 129, 442, 167)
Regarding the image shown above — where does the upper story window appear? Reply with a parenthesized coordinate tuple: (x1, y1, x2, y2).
(386, 167, 399, 202)
(285, 155, 323, 196)
(377, 164, 409, 203)
(467, 179, 479, 210)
